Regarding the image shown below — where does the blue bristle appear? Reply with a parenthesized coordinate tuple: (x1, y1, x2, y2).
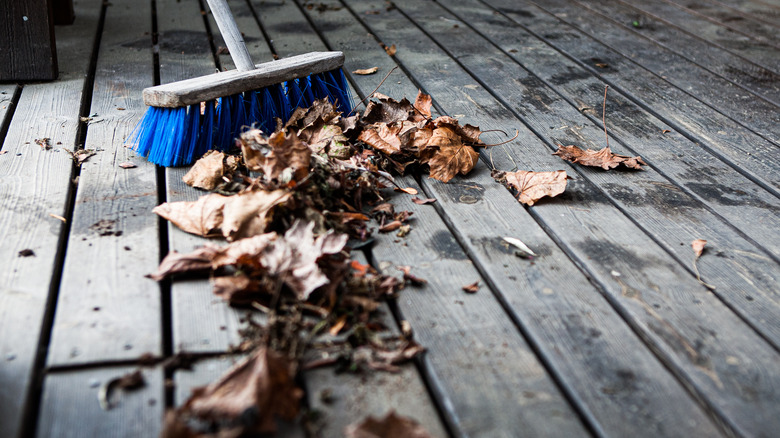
(249, 90, 262, 126)
(259, 88, 278, 133)
(147, 107, 187, 167)
(131, 66, 353, 166)
(232, 93, 247, 144)
(195, 101, 216, 157)
(327, 69, 353, 114)
(269, 84, 292, 124)
(310, 72, 330, 102)
(215, 96, 233, 151)
(286, 79, 305, 111)
(178, 106, 200, 166)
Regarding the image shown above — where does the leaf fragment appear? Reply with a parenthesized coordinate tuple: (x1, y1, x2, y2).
(345, 411, 433, 438)
(554, 145, 646, 170)
(692, 239, 707, 259)
(503, 236, 537, 257)
(462, 281, 479, 294)
(353, 67, 379, 75)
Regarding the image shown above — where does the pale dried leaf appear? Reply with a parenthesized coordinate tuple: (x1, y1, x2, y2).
(182, 150, 225, 191)
(153, 194, 230, 238)
(503, 236, 537, 257)
(221, 189, 292, 241)
(503, 170, 568, 206)
(353, 67, 379, 75)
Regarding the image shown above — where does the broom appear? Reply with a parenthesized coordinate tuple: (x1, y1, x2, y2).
(131, 0, 352, 167)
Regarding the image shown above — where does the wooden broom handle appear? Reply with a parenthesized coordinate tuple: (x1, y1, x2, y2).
(205, 0, 256, 72)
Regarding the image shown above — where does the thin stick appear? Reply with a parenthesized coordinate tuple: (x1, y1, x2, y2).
(602, 85, 609, 149)
(348, 66, 398, 116)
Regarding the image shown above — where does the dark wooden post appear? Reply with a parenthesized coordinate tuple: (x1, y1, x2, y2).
(0, 0, 58, 81)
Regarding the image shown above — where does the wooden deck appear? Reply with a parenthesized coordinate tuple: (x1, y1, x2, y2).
(1, 0, 779, 436)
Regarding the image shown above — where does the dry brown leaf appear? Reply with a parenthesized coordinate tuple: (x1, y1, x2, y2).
(398, 265, 427, 286)
(118, 161, 137, 169)
(153, 189, 291, 241)
(170, 347, 302, 435)
(502, 170, 568, 206)
(384, 44, 397, 56)
(345, 411, 433, 438)
(692, 239, 707, 259)
(553, 145, 646, 170)
(153, 194, 230, 238)
(353, 67, 379, 75)
(413, 91, 432, 119)
(462, 281, 479, 294)
(221, 189, 292, 241)
(425, 127, 479, 183)
(395, 186, 418, 195)
(411, 197, 436, 205)
(182, 150, 226, 191)
(358, 123, 403, 155)
(378, 220, 403, 233)
(240, 130, 311, 182)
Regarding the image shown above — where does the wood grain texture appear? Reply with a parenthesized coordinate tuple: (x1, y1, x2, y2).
(47, 0, 162, 367)
(379, 2, 780, 436)
(484, 0, 780, 194)
(339, 1, 780, 436)
(666, 0, 780, 41)
(618, 0, 780, 73)
(434, 0, 780, 350)
(572, 0, 780, 104)
(0, 2, 101, 436)
(36, 367, 164, 438)
(532, 0, 780, 143)
(0, 0, 58, 81)
(304, 1, 723, 436)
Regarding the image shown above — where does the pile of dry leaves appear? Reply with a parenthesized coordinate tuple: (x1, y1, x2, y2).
(149, 89, 644, 436)
(151, 92, 488, 437)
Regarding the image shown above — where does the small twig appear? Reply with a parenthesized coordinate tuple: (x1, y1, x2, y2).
(348, 66, 399, 117)
(476, 129, 520, 147)
(602, 85, 610, 149)
(692, 257, 716, 290)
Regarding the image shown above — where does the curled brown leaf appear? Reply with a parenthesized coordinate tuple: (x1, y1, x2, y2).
(553, 145, 645, 170)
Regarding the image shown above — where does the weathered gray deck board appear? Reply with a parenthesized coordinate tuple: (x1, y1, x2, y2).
(308, 1, 724, 436)
(36, 366, 164, 438)
(433, 0, 780, 350)
(483, 0, 780, 194)
(618, 0, 780, 73)
(341, 1, 780, 436)
(580, 0, 780, 100)
(572, 0, 780, 102)
(47, 0, 162, 367)
(668, 0, 780, 39)
(532, 0, 780, 143)
(0, 2, 101, 436)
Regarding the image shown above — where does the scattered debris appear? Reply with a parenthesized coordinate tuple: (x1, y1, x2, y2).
(411, 197, 436, 205)
(90, 219, 122, 237)
(65, 149, 97, 166)
(383, 43, 397, 56)
(99, 369, 146, 410)
(118, 161, 137, 169)
(18, 249, 35, 257)
(691, 239, 715, 290)
(353, 67, 379, 75)
(35, 138, 52, 150)
(49, 213, 67, 223)
(502, 237, 537, 258)
(462, 281, 479, 294)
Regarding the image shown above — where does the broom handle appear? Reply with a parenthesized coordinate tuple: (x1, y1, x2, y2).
(206, 0, 256, 72)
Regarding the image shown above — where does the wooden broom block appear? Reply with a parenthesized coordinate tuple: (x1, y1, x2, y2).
(143, 51, 345, 107)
